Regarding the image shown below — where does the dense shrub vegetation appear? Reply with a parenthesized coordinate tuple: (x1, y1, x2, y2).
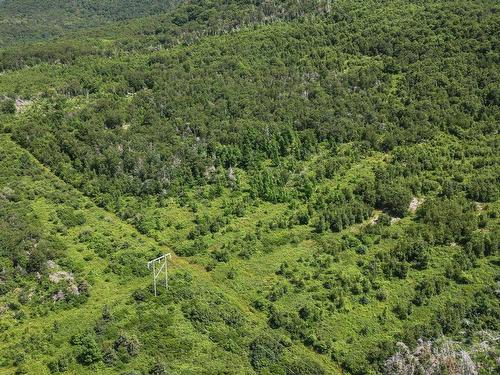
(0, 0, 182, 47)
(0, 0, 498, 374)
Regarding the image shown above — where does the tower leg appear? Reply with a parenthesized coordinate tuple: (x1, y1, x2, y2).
(165, 258, 168, 289)
(153, 262, 157, 296)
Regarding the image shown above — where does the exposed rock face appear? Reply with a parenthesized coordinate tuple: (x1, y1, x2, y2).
(68, 283, 80, 295)
(49, 270, 81, 296)
(15, 98, 32, 112)
(409, 197, 424, 213)
(49, 271, 74, 284)
(228, 167, 236, 182)
(369, 213, 380, 225)
(390, 217, 401, 225)
(52, 290, 65, 302)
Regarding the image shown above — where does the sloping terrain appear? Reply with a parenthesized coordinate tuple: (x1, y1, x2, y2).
(0, 0, 183, 47)
(0, 134, 336, 374)
(0, 0, 499, 374)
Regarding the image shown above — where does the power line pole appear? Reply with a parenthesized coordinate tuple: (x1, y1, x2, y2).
(147, 253, 171, 296)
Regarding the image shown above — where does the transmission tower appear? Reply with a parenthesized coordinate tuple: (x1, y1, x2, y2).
(147, 253, 171, 296)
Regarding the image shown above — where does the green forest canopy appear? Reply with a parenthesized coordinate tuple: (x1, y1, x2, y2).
(0, 1, 498, 374)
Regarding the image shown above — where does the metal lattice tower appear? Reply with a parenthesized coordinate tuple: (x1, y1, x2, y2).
(147, 253, 171, 296)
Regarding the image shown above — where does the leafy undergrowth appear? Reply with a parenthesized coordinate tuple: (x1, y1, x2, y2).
(0, 0, 499, 374)
(1, 126, 498, 374)
(0, 135, 338, 374)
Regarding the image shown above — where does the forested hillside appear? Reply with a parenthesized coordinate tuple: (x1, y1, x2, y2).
(0, 0, 182, 47)
(0, 0, 499, 374)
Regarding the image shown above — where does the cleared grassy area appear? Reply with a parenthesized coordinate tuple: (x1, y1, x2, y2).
(0, 134, 342, 374)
